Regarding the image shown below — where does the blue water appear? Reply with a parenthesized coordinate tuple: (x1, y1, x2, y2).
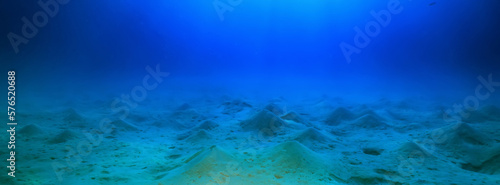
(1, 0, 500, 184)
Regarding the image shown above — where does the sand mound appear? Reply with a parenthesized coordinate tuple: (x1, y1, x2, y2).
(325, 107, 355, 126)
(432, 122, 500, 174)
(461, 147, 500, 175)
(220, 99, 252, 115)
(264, 103, 285, 116)
(161, 142, 337, 185)
(176, 131, 191, 140)
(183, 146, 236, 174)
(463, 105, 500, 123)
(258, 141, 342, 184)
(398, 141, 433, 159)
(351, 114, 389, 129)
(163, 145, 239, 184)
(437, 123, 491, 149)
(185, 130, 213, 143)
(61, 108, 88, 127)
(293, 128, 335, 150)
(49, 130, 79, 144)
(19, 124, 44, 136)
(176, 121, 218, 140)
(281, 111, 312, 127)
(109, 119, 140, 132)
(193, 120, 219, 131)
(357, 109, 385, 120)
(240, 110, 287, 136)
(262, 141, 327, 173)
(280, 111, 302, 122)
(311, 98, 335, 115)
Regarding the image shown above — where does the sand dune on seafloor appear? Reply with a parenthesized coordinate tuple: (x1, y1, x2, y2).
(6, 96, 500, 185)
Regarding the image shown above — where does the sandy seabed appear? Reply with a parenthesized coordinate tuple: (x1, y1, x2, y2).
(3, 94, 500, 185)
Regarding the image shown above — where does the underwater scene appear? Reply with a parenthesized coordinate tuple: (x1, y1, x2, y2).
(1, 0, 500, 184)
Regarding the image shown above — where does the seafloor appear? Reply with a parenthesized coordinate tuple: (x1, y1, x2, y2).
(3, 92, 500, 185)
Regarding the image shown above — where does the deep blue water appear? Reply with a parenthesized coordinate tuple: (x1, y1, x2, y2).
(2, 1, 500, 184)
(2, 0, 499, 97)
